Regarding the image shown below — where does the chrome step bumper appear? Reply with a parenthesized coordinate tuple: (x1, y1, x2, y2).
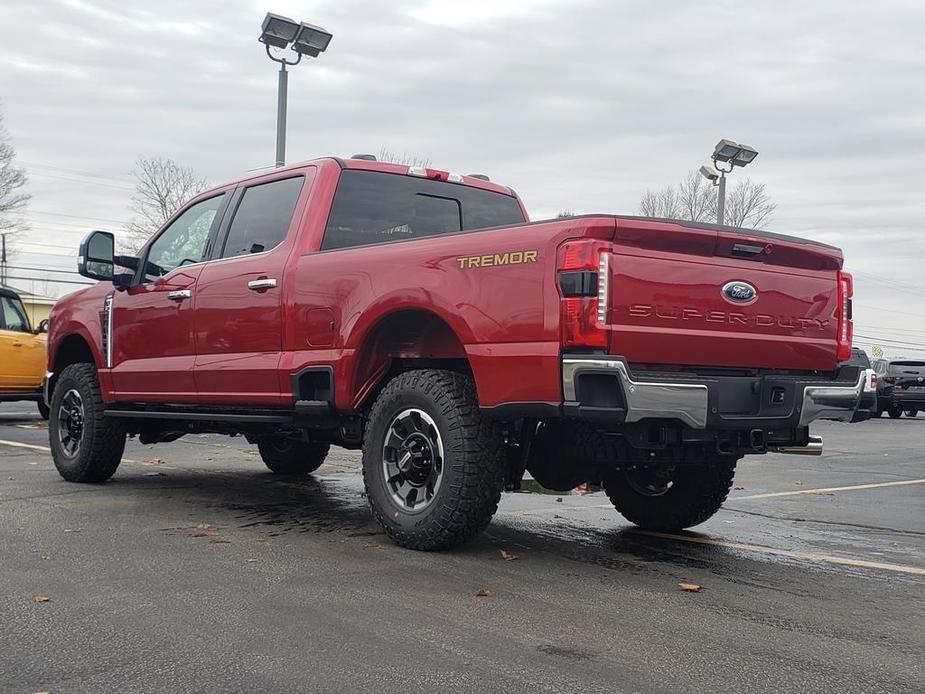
(562, 357, 864, 431)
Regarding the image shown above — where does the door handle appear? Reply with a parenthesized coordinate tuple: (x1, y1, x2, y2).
(168, 290, 192, 301)
(248, 278, 278, 291)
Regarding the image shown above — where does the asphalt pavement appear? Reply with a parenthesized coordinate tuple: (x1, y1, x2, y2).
(1, 402, 923, 693)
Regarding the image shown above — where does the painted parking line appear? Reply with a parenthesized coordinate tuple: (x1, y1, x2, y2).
(0, 439, 49, 453)
(633, 530, 925, 577)
(732, 478, 925, 500)
(0, 438, 144, 465)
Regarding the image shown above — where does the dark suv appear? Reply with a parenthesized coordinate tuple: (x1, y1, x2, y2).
(872, 359, 925, 418)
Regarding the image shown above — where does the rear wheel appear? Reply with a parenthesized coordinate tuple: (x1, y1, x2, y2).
(362, 369, 505, 550)
(48, 363, 126, 483)
(603, 457, 738, 531)
(905, 409, 918, 418)
(257, 437, 329, 475)
(889, 407, 903, 419)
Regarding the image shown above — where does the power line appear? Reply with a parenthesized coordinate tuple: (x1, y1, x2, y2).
(20, 160, 133, 184)
(853, 303, 923, 318)
(25, 209, 131, 225)
(25, 171, 134, 192)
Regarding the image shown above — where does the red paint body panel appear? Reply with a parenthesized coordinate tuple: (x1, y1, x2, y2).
(47, 157, 848, 414)
(607, 218, 842, 372)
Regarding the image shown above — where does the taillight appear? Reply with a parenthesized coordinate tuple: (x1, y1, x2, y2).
(836, 271, 853, 362)
(558, 240, 612, 349)
(883, 376, 895, 384)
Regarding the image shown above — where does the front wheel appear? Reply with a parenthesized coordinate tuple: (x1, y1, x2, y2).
(362, 369, 506, 550)
(257, 437, 329, 475)
(905, 409, 919, 418)
(889, 407, 903, 419)
(603, 457, 738, 531)
(48, 363, 126, 483)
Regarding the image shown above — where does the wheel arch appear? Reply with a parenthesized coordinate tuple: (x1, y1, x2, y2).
(343, 306, 472, 412)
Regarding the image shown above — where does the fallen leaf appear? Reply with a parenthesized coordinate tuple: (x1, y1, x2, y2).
(793, 480, 803, 486)
(555, 497, 563, 503)
(500, 549, 519, 561)
(144, 458, 166, 465)
(476, 589, 492, 597)
(678, 582, 703, 593)
(196, 523, 213, 530)
(32, 594, 50, 603)
(41, 554, 49, 561)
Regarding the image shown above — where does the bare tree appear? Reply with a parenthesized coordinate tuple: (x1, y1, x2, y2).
(377, 147, 431, 168)
(0, 107, 30, 270)
(639, 170, 775, 228)
(125, 156, 208, 251)
(721, 178, 776, 229)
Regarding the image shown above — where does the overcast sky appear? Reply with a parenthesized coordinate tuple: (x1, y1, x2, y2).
(1, 0, 923, 355)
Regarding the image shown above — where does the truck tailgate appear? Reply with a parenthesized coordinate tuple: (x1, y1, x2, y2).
(606, 218, 843, 372)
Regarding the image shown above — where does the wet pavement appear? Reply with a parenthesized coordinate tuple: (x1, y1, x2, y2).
(1, 402, 923, 693)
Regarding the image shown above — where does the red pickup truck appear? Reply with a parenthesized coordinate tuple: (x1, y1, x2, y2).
(47, 156, 863, 549)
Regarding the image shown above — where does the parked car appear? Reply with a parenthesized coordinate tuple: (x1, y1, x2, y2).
(0, 287, 49, 419)
(849, 348, 877, 422)
(45, 156, 863, 550)
(872, 358, 925, 417)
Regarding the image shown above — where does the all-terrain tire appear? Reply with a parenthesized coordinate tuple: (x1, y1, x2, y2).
(603, 457, 738, 531)
(905, 409, 918, 418)
(257, 438, 330, 475)
(362, 369, 505, 551)
(49, 363, 126, 483)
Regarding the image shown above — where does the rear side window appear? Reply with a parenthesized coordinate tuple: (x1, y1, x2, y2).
(221, 176, 304, 258)
(322, 171, 526, 250)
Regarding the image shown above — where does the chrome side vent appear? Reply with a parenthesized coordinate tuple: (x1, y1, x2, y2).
(101, 293, 114, 368)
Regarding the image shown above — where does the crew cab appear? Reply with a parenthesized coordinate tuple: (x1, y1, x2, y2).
(46, 156, 863, 550)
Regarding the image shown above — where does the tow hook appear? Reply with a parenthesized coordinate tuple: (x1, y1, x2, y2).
(768, 435, 824, 456)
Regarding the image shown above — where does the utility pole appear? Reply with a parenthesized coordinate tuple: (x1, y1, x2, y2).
(1, 233, 8, 286)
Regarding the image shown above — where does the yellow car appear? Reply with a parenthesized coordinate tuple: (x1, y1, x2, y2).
(0, 287, 49, 419)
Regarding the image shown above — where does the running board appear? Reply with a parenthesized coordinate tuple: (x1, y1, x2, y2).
(104, 410, 292, 424)
(767, 435, 824, 456)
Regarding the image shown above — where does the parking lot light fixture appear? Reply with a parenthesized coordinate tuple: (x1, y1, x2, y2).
(732, 143, 759, 167)
(292, 22, 333, 57)
(706, 138, 760, 225)
(259, 13, 301, 49)
(260, 12, 333, 169)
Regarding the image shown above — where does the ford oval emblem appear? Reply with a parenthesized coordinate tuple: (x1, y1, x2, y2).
(722, 281, 758, 305)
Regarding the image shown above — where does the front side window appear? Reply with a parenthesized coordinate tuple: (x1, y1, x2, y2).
(220, 176, 304, 258)
(144, 194, 226, 282)
(1, 296, 30, 333)
(322, 171, 526, 251)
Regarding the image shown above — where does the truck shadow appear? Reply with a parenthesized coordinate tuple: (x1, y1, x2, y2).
(107, 464, 852, 590)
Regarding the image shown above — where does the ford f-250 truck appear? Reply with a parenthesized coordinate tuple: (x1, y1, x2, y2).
(46, 156, 863, 550)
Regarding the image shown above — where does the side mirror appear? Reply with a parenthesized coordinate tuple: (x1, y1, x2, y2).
(35, 319, 49, 334)
(77, 231, 115, 281)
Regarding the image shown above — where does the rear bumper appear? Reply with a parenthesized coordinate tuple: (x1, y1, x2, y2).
(561, 356, 864, 430)
(882, 390, 925, 410)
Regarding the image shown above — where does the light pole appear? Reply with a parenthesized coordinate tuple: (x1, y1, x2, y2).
(259, 13, 333, 168)
(699, 139, 759, 226)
